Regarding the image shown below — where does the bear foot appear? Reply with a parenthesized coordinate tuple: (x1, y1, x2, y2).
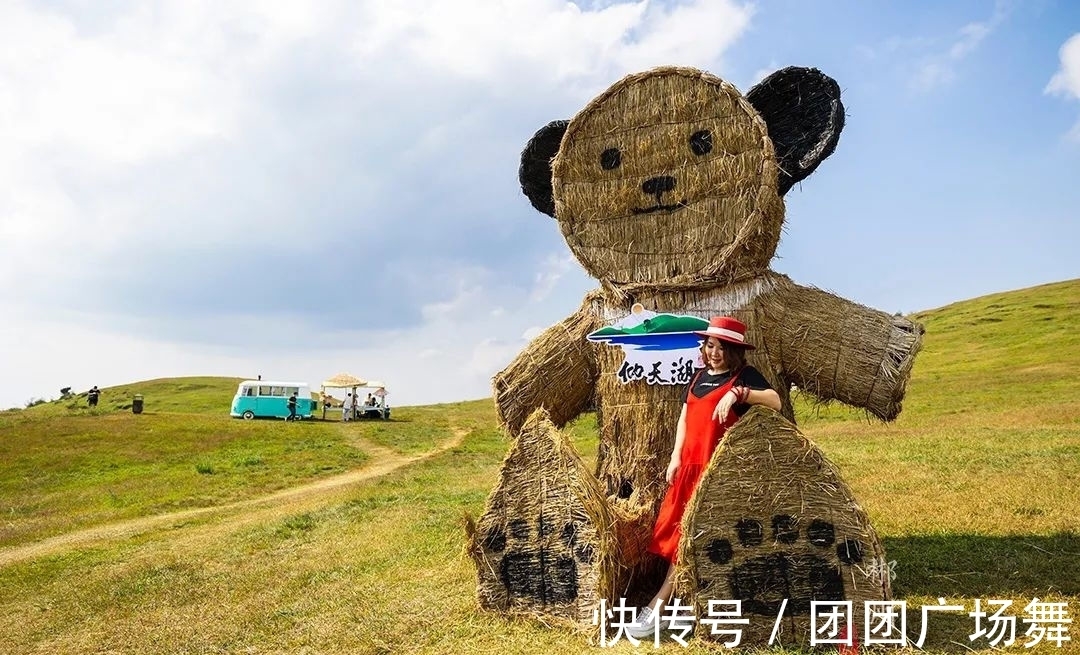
(678, 408, 889, 646)
(700, 515, 867, 617)
(467, 409, 615, 621)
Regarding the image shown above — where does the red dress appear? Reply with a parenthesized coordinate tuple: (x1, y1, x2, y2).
(647, 367, 742, 562)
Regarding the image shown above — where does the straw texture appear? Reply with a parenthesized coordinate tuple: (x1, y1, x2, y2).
(466, 408, 618, 621)
(321, 373, 366, 388)
(584, 276, 920, 569)
(675, 407, 890, 647)
(493, 298, 604, 437)
(475, 64, 921, 624)
(519, 120, 569, 217)
(551, 67, 784, 295)
(488, 275, 921, 602)
(757, 280, 923, 421)
(746, 67, 844, 195)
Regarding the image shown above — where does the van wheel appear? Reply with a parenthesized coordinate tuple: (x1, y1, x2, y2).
(242, 410, 255, 420)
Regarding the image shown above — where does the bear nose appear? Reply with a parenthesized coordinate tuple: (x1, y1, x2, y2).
(641, 176, 676, 197)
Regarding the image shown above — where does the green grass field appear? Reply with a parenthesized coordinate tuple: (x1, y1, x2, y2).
(0, 279, 1077, 654)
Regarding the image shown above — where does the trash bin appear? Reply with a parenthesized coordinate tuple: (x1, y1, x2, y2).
(132, 394, 144, 414)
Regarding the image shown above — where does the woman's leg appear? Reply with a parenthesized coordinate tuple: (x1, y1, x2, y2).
(628, 561, 678, 636)
(647, 561, 677, 609)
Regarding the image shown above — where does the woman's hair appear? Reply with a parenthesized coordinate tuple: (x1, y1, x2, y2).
(701, 338, 749, 370)
(722, 342, 748, 370)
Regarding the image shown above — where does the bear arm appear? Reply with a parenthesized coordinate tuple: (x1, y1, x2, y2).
(492, 301, 602, 436)
(763, 282, 924, 422)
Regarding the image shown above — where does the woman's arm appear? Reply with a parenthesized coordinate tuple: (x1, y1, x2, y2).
(665, 404, 688, 483)
(713, 368, 783, 421)
(736, 366, 782, 411)
(739, 387, 781, 412)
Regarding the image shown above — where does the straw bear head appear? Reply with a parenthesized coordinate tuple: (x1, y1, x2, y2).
(520, 66, 844, 292)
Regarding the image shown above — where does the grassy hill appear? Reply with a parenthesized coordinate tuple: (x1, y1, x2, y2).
(21, 376, 252, 415)
(908, 278, 1079, 413)
(0, 376, 482, 549)
(0, 279, 1078, 654)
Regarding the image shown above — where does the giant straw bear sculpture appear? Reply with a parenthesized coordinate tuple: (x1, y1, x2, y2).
(467, 66, 923, 645)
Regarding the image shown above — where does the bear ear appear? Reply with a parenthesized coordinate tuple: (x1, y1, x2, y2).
(747, 67, 845, 196)
(519, 120, 569, 217)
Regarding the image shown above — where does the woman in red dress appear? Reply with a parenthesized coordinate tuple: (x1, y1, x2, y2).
(627, 316, 781, 638)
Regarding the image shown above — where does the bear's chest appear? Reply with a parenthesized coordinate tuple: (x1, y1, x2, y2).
(588, 274, 782, 396)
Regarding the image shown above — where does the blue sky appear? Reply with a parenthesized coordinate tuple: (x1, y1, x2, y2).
(1, 0, 1078, 410)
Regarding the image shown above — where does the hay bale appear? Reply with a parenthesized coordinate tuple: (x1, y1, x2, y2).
(675, 407, 889, 647)
(757, 279, 924, 421)
(491, 63, 921, 612)
(581, 275, 920, 575)
(466, 408, 618, 621)
(745, 66, 844, 196)
(520, 120, 569, 217)
(492, 299, 603, 437)
(551, 66, 785, 295)
(587, 279, 795, 528)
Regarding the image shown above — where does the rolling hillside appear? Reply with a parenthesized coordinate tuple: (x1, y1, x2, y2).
(16, 376, 245, 416)
(0, 279, 1077, 654)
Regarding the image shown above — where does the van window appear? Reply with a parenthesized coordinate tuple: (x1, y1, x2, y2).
(259, 386, 272, 396)
(243, 387, 256, 397)
(287, 387, 299, 396)
(270, 386, 286, 396)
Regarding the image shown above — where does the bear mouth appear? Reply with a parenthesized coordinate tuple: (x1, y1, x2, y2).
(632, 200, 688, 214)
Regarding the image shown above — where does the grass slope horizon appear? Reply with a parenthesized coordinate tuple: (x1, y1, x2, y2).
(0, 278, 1077, 654)
(8, 277, 1077, 413)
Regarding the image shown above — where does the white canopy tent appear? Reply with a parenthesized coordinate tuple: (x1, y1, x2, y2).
(321, 373, 367, 389)
(319, 373, 389, 420)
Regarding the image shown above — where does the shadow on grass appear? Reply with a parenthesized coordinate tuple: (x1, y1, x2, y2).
(732, 535, 1080, 652)
(768, 534, 1080, 652)
(886, 532, 1080, 597)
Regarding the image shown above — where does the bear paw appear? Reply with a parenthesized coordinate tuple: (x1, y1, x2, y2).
(678, 409, 890, 645)
(699, 515, 866, 616)
(477, 515, 596, 606)
(467, 409, 614, 621)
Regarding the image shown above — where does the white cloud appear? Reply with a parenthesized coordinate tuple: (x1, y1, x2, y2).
(0, 0, 755, 409)
(1048, 34, 1080, 98)
(0, 5, 227, 165)
(521, 325, 547, 341)
(745, 60, 778, 90)
(348, 0, 751, 86)
(529, 254, 577, 303)
(1, 0, 754, 281)
(908, 0, 1011, 93)
(1047, 32, 1080, 140)
(0, 259, 590, 409)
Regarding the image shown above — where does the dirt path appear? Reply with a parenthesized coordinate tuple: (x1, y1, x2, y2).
(0, 428, 466, 568)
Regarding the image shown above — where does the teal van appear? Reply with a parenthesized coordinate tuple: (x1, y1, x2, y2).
(230, 381, 313, 420)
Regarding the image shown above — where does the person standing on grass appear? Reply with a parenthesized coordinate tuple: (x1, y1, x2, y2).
(287, 392, 298, 421)
(87, 386, 100, 408)
(626, 316, 782, 638)
(342, 393, 352, 422)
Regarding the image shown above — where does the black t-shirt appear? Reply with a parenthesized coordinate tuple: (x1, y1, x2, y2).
(287, 396, 297, 408)
(682, 366, 773, 417)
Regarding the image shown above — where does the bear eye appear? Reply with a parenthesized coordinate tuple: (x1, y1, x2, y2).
(689, 130, 712, 156)
(600, 147, 621, 170)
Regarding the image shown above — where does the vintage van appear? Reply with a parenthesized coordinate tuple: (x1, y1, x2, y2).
(230, 381, 313, 420)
